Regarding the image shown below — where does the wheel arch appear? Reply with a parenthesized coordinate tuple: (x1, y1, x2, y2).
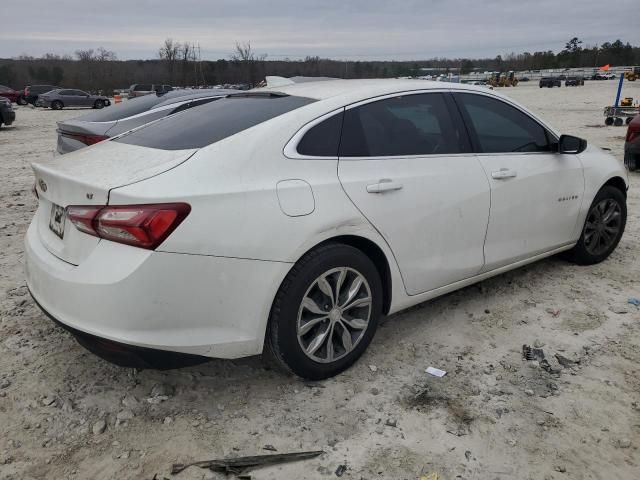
(291, 234, 394, 315)
(602, 176, 628, 197)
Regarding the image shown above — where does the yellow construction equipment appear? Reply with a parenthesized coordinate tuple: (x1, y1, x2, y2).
(624, 67, 640, 81)
(620, 97, 633, 107)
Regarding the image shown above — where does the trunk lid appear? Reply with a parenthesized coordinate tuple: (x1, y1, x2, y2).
(32, 140, 197, 265)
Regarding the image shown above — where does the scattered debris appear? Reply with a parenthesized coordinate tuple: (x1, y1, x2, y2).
(171, 450, 324, 476)
(524, 389, 535, 396)
(522, 345, 545, 362)
(385, 418, 397, 428)
(555, 354, 579, 368)
(545, 308, 561, 317)
(368, 365, 378, 372)
(555, 465, 567, 473)
(420, 473, 442, 480)
(628, 298, 640, 307)
(616, 438, 632, 449)
(92, 419, 107, 435)
(426, 367, 447, 377)
(335, 464, 347, 477)
(262, 445, 277, 452)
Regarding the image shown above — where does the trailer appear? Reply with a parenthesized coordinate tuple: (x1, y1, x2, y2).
(603, 105, 639, 126)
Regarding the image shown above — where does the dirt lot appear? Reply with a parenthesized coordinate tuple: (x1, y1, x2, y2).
(1, 81, 639, 480)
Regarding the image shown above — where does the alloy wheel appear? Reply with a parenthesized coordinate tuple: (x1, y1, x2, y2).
(297, 267, 372, 363)
(584, 198, 622, 256)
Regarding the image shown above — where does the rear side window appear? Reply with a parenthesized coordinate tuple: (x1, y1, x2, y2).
(455, 93, 551, 153)
(135, 85, 152, 91)
(297, 112, 343, 157)
(339, 93, 464, 157)
(115, 94, 316, 150)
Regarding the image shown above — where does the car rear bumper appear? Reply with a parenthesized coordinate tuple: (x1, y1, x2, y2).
(25, 220, 291, 359)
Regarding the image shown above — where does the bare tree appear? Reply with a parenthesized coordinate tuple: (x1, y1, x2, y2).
(230, 41, 267, 86)
(159, 38, 181, 83)
(231, 41, 266, 62)
(75, 49, 95, 61)
(95, 47, 117, 62)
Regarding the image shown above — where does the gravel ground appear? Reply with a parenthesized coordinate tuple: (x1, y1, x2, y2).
(1, 81, 639, 480)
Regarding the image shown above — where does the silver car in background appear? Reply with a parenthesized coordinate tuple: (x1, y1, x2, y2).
(38, 89, 111, 110)
(56, 89, 238, 154)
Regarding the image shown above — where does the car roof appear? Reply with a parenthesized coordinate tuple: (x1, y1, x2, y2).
(268, 78, 499, 102)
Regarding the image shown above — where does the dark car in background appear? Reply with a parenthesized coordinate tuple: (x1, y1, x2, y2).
(37, 89, 111, 110)
(565, 76, 584, 86)
(0, 97, 16, 128)
(539, 77, 562, 88)
(23, 85, 60, 105)
(127, 84, 173, 99)
(624, 114, 640, 171)
(0, 85, 24, 104)
(56, 88, 237, 154)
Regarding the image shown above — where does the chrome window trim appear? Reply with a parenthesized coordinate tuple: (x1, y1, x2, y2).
(284, 86, 559, 160)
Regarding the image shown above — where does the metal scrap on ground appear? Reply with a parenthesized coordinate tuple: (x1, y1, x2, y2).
(171, 450, 324, 477)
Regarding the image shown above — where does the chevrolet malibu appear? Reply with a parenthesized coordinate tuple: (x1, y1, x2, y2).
(25, 80, 628, 379)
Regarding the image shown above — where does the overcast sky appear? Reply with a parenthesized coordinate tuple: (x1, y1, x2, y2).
(2, 0, 639, 61)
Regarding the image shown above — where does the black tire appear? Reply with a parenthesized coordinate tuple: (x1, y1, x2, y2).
(626, 117, 633, 125)
(605, 117, 614, 126)
(566, 186, 626, 265)
(17, 96, 27, 106)
(51, 100, 63, 110)
(625, 152, 637, 171)
(614, 117, 624, 127)
(267, 243, 383, 380)
(93, 100, 104, 109)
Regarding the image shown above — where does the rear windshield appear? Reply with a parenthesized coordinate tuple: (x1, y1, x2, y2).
(115, 94, 316, 150)
(76, 94, 168, 122)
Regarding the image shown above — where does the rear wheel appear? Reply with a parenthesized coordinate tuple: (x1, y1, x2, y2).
(267, 243, 382, 380)
(625, 152, 637, 171)
(17, 96, 27, 106)
(51, 100, 63, 110)
(93, 99, 104, 109)
(605, 117, 614, 126)
(614, 117, 624, 127)
(566, 186, 626, 265)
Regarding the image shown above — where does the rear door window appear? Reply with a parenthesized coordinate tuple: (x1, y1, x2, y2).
(339, 93, 465, 157)
(135, 84, 152, 91)
(115, 94, 315, 150)
(454, 93, 552, 153)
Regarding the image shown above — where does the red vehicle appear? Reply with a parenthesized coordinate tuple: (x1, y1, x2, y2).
(0, 85, 25, 104)
(624, 114, 640, 171)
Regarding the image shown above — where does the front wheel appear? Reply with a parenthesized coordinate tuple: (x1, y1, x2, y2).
(267, 243, 382, 380)
(51, 100, 63, 110)
(93, 100, 104, 109)
(566, 186, 626, 265)
(17, 96, 27, 106)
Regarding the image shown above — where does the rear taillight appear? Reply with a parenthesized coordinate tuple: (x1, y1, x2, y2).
(66, 203, 191, 250)
(60, 131, 109, 146)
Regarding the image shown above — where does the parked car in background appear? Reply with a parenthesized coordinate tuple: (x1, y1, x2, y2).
(624, 114, 640, 171)
(0, 85, 24, 103)
(127, 84, 173, 99)
(26, 80, 628, 379)
(56, 88, 237, 154)
(37, 89, 111, 110)
(539, 77, 561, 88)
(593, 73, 616, 80)
(565, 76, 584, 86)
(24, 85, 60, 105)
(0, 97, 15, 128)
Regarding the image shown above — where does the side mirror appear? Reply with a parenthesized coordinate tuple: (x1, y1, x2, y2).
(558, 134, 587, 154)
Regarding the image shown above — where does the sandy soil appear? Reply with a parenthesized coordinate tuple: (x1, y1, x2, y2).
(1, 81, 639, 480)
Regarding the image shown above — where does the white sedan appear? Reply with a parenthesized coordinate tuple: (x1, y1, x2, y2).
(25, 80, 628, 379)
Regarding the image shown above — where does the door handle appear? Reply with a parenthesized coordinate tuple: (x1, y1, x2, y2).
(491, 168, 517, 180)
(366, 179, 404, 193)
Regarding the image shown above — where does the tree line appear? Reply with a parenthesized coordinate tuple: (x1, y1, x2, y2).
(0, 38, 638, 94)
